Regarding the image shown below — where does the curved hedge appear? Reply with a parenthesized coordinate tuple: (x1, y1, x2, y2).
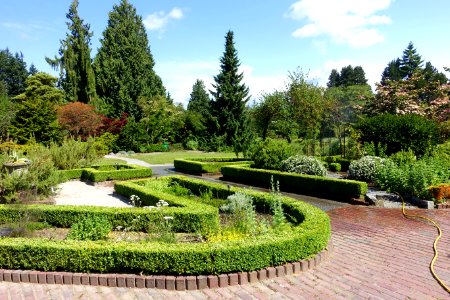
(221, 165, 367, 202)
(174, 157, 252, 174)
(0, 176, 330, 275)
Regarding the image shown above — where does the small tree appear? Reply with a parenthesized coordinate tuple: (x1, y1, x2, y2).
(57, 102, 102, 139)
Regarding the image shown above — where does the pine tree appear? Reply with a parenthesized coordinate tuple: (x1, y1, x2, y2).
(400, 41, 423, 79)
(381, 59, 402, 84)
(210, 31, 250, 145)
(46, 0, 96, 103)
(0, 49, 28, 97)
(327, 69, 340, 88)
(94, 0, 165, 119)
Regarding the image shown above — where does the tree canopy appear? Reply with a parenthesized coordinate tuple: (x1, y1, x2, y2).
(0, 49, 28, 97)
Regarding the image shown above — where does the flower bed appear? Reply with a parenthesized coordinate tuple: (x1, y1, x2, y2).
(174, 157, 252, 174)
(0, 176, 330, 275)
(221, 165, 367, 202)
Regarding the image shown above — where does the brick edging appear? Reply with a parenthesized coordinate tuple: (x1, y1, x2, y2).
(0, 242, 333, 290)
(436, 202, 450, 209)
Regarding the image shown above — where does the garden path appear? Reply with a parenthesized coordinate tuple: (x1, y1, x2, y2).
(0, 206, 448, 299)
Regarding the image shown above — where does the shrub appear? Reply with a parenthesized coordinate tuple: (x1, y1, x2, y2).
(281, 155, 327, 177)
(66, 215, 111, 241)
(48, 138, 100, 170)
(329, 163, 341, 172)
(389, 149, 416, 167)
(356, 114, 439, 157)
(428, 184, 450, 203)
(249, 138, 294, 170)
(185, 140, 199, 150)
(322, 156, 351, 171)
(348, 156, 388, 182)
(94, 132, 118, 155)
(221, 192, 258, 235)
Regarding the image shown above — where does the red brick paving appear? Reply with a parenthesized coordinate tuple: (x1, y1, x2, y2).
(0, 206, 448, 299)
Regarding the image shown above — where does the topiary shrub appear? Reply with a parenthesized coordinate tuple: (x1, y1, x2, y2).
(281, 155, 327, 177)
(348, 156, 389, 182)
(249, 138, 294, 170)
(329, 163, 341, 172)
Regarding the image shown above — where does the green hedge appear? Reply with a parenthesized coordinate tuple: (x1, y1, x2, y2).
(57, 164, 152, 182)
(321, 156, 351, 172)
(221, 165, 367, 201)
(0, 176, 330, 275)
(174, 157, 252, 174)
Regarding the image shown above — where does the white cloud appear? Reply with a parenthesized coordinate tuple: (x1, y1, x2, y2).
(155, 60, 286, 107)
(286, 0, 392, 47)
(143, 7, 184, 32)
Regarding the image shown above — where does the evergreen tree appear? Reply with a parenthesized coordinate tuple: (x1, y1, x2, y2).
(400, 41, 423, 79)
(0, 49, 28, 97)
(188, 79, 211, 115)
(210, 30, 250, 145)
(47, 0, 96, 103)
(186, 79, 213, 141)
(94, 0, 165, 119)
(28, 63, 38, 76)
(381, 58, 402, 84)
(352, 66, 368, 85)
(327, 69, 340, 88)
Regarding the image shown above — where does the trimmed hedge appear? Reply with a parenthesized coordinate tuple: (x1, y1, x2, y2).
(322, 156, 351, 172)
(0, 176, 330, 275)
(58, 164, 152, 182)
(174, 157, 252, 174)
(221, 165, 367, 202)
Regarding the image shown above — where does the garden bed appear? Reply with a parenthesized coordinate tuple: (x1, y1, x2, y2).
(0, 176, 330, 276)
(174, 157, 252, 174)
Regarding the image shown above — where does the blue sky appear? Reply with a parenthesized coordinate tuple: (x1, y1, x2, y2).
(1, 0, 450, 106)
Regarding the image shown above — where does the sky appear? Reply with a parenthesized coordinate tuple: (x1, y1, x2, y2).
(1, 0, 450, 107)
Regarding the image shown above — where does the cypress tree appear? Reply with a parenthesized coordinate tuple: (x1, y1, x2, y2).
(47, 0, 96, 103)
(94, 0, 165, 119)
(210, 30, 250, 145)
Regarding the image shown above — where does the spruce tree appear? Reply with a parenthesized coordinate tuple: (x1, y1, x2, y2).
(400, 41, 423, 79)
(94, 0, 165, 119)
(188, 79, 211, 115)
(210, 31, 250, 145)
(46, 0, 96, 103)
(0, 49, 28, 97)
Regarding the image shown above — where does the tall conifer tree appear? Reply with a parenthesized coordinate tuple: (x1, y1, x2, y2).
(47, 0, 96, 103)
(210, 30, 250, 145)
(94, 0, 165, 119)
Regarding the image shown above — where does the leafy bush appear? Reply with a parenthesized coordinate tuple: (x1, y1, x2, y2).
(185, 140, 199, 150)
(66, 216, 111, 241)
(376, 156, 450, 199)
(94, 132, 118, 155)
(389, 149, 416, 166)
(329, 163, 341, 172)
(48, 138, 100, 170)
(220, 192, 258, 235)
(348, 156, 388, 182)
(249, 138, 294, 170)
(356, 114, 439, 157)
(281, 155, 327, 177)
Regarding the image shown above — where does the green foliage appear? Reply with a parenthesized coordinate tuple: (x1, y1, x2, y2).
(49, 138, 100, 170)
(329, 163, 341, 172)
(221, 165, 367, 201)
(81, 164, 152, 182)
(249, 138, 294, 170)
(327, 65, 368, 87)
(348, 156, 388, 182)
(186, 80, 214, 142)
(94, 132, 118, 155)
(47, 0, 96, 103)
(210, 31, 250, 146)
(220, 192, 258, 235)
(0, 93, 16, 139)
(94, 0, 165, 119)
(67, 215, 111, 241)
(376, 156, 450, 199)
(322, 156, 351, 172)
(356, 114, 439, 157)
(9, 73, 63, 144)
(281, 155, 327, 177)
(0, 49, 28, 97)
(389, 149, 417, 166)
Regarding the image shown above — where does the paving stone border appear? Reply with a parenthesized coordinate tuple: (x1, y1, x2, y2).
(0, 242, 332, 290)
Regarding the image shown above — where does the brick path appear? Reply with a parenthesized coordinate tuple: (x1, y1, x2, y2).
(0, 206, 448, 299)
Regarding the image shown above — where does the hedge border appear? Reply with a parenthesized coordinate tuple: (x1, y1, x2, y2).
(221, 165, 368, 202)
(174, 158, 252, 174)
(57, 164, 152, 182)
(0, 176, 330, 276)
(0, 241, 332, 290)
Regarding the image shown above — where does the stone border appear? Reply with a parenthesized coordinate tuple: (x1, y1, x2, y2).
(436, 202, 450, 209)
(0, 242, 332, 290)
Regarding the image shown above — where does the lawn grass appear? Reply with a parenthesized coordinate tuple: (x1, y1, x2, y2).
(129, 151, 237, 165)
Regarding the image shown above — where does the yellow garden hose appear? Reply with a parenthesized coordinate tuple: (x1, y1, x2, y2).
(398, 193, 450, 294)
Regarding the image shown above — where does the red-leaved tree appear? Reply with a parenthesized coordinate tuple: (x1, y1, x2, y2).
(57, 102, 103, 140)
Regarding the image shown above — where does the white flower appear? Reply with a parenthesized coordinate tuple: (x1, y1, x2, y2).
(163, 216, 174, 221)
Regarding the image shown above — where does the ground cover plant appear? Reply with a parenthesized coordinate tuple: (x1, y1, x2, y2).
(0, 175, 330, 275)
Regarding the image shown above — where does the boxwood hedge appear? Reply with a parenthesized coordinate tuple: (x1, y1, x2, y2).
(0, 176, 330, 275)
(221, 165, 367, 202)
(174, 157, 252, 174)
(57, 164, 152, 182)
